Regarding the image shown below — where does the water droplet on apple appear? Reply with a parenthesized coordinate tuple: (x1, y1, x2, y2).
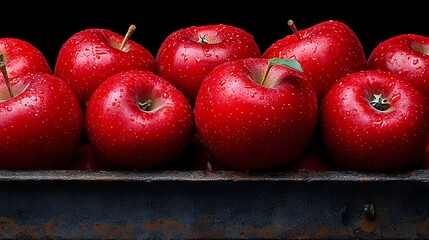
(163, 93, 169, 98)
(413, 59, 419, 65)
(398, 69, 409, 75)
(387, 55, 398, 64)
(373, 117, 383, 127)
(203, 47, 212, 57)
(220, 80, 226, 86)
(390, 93, 401, 104)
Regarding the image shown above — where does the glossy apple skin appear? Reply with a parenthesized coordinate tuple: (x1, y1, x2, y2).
(54, 28, 156, 107)
(194, 58, 318, 170)
(0, 72, 84, 169)
(85, 70, 194, 170)
(156, 24, 261, 106)
(0, 38, 51, 81)
(367, 34, 429, 100)
(262, 20, 367, 103)
(320, 69, 429, 171)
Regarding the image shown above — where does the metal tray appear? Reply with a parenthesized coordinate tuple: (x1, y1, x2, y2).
(1, 169, 429, 239)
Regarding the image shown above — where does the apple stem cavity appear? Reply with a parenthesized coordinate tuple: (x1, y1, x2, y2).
(369, 93, 390, 111)
(119, 24, 136, 51)
(260, 58, 304, 86)
(0, 54, 14, 98)
(198, 35, 209, 44)
(288, 19, 301, 40)
(138, 98, 153, 111)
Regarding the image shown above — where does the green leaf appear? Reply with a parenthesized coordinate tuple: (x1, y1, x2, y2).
(269, 58, 304, 72)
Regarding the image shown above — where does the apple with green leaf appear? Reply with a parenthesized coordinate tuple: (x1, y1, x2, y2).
(194, 57, 318, 170)
(263, 19, 367, 103)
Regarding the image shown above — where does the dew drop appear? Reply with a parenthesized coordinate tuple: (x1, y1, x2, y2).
(390, 93, 401, 104)
(202, 47, 212, 57)
(373, 118, 383, 127)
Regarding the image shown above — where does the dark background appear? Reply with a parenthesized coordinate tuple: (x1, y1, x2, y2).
(2, 4, 427, 71)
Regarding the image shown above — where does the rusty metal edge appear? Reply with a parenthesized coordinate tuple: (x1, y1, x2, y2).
(0, 169, 429, 182)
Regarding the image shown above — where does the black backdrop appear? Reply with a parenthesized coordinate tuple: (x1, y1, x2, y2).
(2, 3, 427, 71)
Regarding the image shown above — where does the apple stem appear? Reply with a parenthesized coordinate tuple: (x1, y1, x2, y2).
(369, 93, 389, 111)
(260, 60, 275, 86)
(119, 24, 136, 51)
(288, 19, 301, 40)
(0, 54, 14, 98)
(260, 58, 304, 86)
(138, 99, 153, 111)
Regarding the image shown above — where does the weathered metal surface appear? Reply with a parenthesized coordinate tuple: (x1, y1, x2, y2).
(1, 170, 429, 239)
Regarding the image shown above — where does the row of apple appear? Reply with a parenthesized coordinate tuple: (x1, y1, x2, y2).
(0, 19, 428, 172)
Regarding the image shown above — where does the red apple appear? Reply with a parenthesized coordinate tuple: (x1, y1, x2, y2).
(194, 58, 318, 170)
(0, 37, 51, 81)
(262, 19, 367, 103)
(0, 59, 83, 169)
(68, 143, 104, 170)
(367, 33, 429, 100)
(155, 23, 261, 106)
(85, 70, 194, 170)
(54, 24, 156, 108)
(320, 69, 429, 171)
